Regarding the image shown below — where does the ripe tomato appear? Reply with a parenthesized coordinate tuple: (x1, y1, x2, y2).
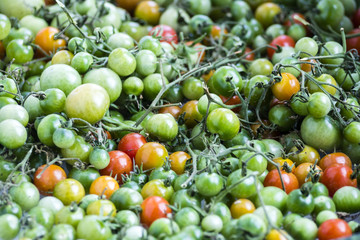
(35, 27, 66, 54)
(220, 95, 241, 112)
(99, 151, 132, 184)
(318, 152, 352, 170)
(141, 196, 172, 227)
(271, 73, 300, 101)
(267, 158, 295, 173)
(150, 25, 178, 44)
(318, 219, 352, 240)
(321, 165, 357, 196)
(135, 142, 169, 170)
(294, 163, 322, 186)
(265, 229, 288, 240)
(158, 106, 181, 119)
(89, 176, 119, 199)
(169, 151, 191, 175)
(134, 1, 160, 26)
(118, 133, 147, 160)
(243, 47, 255, 61)
(34, 164, 66, 195)
(264, 169, 299, 194)
(181, 100, 203, 128)
(346, 28, 360, 52)
(210, 25, 228, 40)
(115, 0, 142, 12)
(230, 199, 255, 219)
(267, 35, 295, 59)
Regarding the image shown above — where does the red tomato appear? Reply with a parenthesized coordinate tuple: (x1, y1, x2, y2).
(346, 28, 360, 52)
(150, 25, 178, 44)
(100, 151, 132, 184)
(33, 164, 66, 195)
(220, 95, 241, 112)
(267, 35, 295, 59)
(140, 196, 172, 227)
(284, 13, 307, 27)
(321, 165, 357, 196)
(318, 219, 352, 240)
(118, 133, 147, 160)
(318, 152, 352, 171)
(263, 169, 299, 194)
(243, 47, 255, 61)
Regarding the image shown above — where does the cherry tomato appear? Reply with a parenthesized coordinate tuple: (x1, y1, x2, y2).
(118, 133, 147, 160)
(318, 152, 352, 170)
(135, 1, 160, 25)
(158, 106, 182, 120)
(230, 199, 255, 219)
(53, 179, 85, 205)
(271, 73, 300, 101)
(170, 151, 191, 175)
(135, 142, 168, 171)
(264, 169, 299, 194)
(150, 25, 178, 44)
(34, 164, 67, 195)
(89, 176, 119, 199)
(141, 196, 172, 227)
(267, 35, 295, 59)
(318, 219, 352, 240)
(99, 150, 132, 184)
(35, 27, 66, 54)
(321, 165, 357, 196)
(181, 100, 203, 128)
(294, 163, 322, 186)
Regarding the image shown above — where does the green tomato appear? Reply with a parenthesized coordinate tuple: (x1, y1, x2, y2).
(209, 66, 243, 97)
(145, 113, 178, 141)
(0, 214, 20, 240)
(135, 49, 158, 76)
(37, 114, 66, 147)
(71, 52, 93, 74)
(0, 78, 17, 99)
(115, 210, 139, 226)
(0, 104, 29, 126)
(0, 0, 44, 19)
(288, 218, 318, 240)
(9, 182, 39, 211)
(28, 206, 55, 230)
(39, 88, 66, 114)
(123, 76, 144, 96)
(0, 14, 11, 40)
(316, 210, 338, 225)
(143, 73, 169, 100)
(206, 108, 240, 141)
(76, 215, 112, 240)
(108, 48, 136, 77)
(313, 196, 336, 215)
(286, 189, 315, 215)
(253, 205, 283, 228)
(107, 32, 134, 50)
(49, 224, 76, 240)
(332, 186, 360, 213)
(0, 119, 27, 149)
(175, 207, 200, 229)
(110, 187, 143, 210)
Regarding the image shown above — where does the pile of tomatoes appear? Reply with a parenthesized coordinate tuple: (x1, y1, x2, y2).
(0, 0, 360, 239)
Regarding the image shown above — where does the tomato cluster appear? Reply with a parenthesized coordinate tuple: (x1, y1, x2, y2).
(0, 0, 360, 239)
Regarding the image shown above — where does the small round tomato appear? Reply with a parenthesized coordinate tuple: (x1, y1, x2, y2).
(0, 214, 19, 240)
(99, 150, 132, 184)
(34, 164, 67, 195)
(307, 74, 338, 96)
(141, 179, 174, 201)
(271, 73, 300, 101)
(0, 119, 27, 150)
(170, 151, 191, 175)
(268, 158, 295, 172)
(53, 179, 85, 205)
(175, 207, 200, 229)
(9, 182, 40, 211)
(249, 58, 273, 77)
(110, 187, 143, 211)
(118, 133, 147, 160)
(76, 215, 112, 240)
(209, 66, 243, 97)
(318, 152, 352, 170)
(141, 196, 171, 227)
(294, 163, 322, 186)
(289, 144, 320, 166)
(89, 176, 119, 199)
(227, 169, 262, 199)
(264, 169, 299, 194)
(321, 165, 357, 196)
(255, 2, 281, 28)
(267, 35, 295, 59)
(181, 100, 203, 128)
(318, 219, 352, 240)
(135, 142, 168, 170)
(145, 113, 179, 141)
(86, 199, 116, 217)
(195, 172, 223, 197)
(89, 148, 110, 170)
(150, 25, 178, 44)
(135, 1, 160, 25)
(35, 27, 66, 54)
(206, 108, 240, 141)
(159, 106, 182, 120)
(286, 189, 314, 215)
(333, 186, 360, 213)
(230, 199, 255, 219)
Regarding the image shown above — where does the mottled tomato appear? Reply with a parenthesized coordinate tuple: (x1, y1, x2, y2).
(118, 133, 147, 160)
(100, 151, 132, 184)
(34, 164, 66, 195)
(169, 151, 191, 175)
(321, 165, 357, 196)
(318, 152, 352, 170)
(135, 142, 169, 170)
(150, 25, 178, 44)
(264, 169, 299, 194)
(158, 106, 182, 119)
(294, 163, 322, 186)
(180, 100, 203, 128)
(89, 176, 119, 199)
(141, 196, 172, 227)
(35, 27, 66, 54)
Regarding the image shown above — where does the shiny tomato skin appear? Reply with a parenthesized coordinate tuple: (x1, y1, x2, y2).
(99, 151, 132, 184)
(321, 165, 357, 196)
(150, 25, 178, 44)
(89, 176, 119, 199)
(135, 142, 169, 170)
(141, 196, 172, 227)
(318, 219, 352, 240)
(35, 27, 66, 54)
(346, 28, 360, 51)
(264, 169, 299, 194)
(34, 164, 67, 195)
(271, 73, 300, 101)
(318, 152, 352, 170)
(118, 133, 147, 160)
(267, 35, 295, 59)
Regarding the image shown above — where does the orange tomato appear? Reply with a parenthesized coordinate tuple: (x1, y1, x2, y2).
(186, 41, 206, 63)
(210, 25, 228, 39)
(89, 176, 119, 199)
(268, 158, 295, 173)
(134, 1, 161, 25)
(243, 47, 255, 61)
(202, 70, 214, 82)
(271, 73, 300, 101)
(169, 151, 191, 174)
(158, 106, 182, 119)
(301, 59, 317, 72)
(141, 196, 172, 227)
(34, 27, 66, 54)
(294, 163, 322, 186)
(180, 100, 203, 128)
(318, 152, 352, 170)
(266, 229, 289, 240)
(135, 142, 169, 170)
(230, 199, 255, 219)
(264, 169, 299, 194)
(34, 164, 67, 195)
